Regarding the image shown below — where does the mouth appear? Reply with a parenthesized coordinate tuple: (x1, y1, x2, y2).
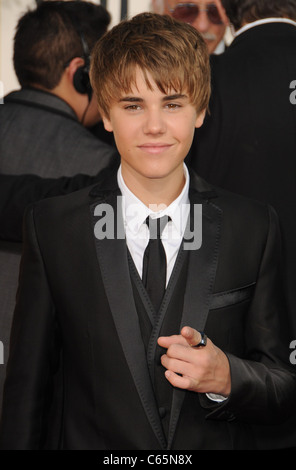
(201, 33, 217, 43)
(138, 143, 173, 155)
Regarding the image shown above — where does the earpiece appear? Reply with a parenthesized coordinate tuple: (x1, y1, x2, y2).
(73, 64, 92, 100)
(72, 29, 92, 101)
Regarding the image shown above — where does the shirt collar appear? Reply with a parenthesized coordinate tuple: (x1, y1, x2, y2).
(213, 39, 226, 55)
(234, 18, 296, 37)
(117, 164, 190, 238)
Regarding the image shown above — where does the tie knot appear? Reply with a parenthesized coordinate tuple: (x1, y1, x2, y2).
(146, 215, 170, 240)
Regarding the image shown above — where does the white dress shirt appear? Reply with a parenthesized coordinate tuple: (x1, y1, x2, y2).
(213, 39, 226, 55)
(117, 164, 190, 286)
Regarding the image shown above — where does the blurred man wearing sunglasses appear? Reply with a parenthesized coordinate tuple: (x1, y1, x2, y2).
(152, 0, 229, 54)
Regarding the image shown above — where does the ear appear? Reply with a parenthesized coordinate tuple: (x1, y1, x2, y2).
(66, 57, 85, 84)
(195, 109, 206, 129)
(102, 115, 113, 132)
(215, 0, 229, 25)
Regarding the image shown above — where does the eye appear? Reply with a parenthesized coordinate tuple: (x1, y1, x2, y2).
(124, 104, 142, 111)
(165, 103, 181, 110)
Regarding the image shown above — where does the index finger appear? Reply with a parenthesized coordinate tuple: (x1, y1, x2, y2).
(157, 334, 188, 349)
(181, 326, 203, 347)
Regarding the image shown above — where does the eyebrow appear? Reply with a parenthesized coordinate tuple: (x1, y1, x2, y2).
(163, 94, 188, 102)
(119, 93, 188, 103)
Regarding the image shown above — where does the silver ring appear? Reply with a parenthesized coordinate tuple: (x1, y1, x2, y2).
(195, 331, 207, 347)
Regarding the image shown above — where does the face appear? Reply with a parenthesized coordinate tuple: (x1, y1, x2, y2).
(161, 1, 226, 54)
(103, 68, 205, 189)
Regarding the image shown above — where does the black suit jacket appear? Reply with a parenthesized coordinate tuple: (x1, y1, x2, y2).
(0, 168, 295, 450)
(189, 22, 296, 339)
(188, 24, 296, 448)
(0, 88, 119, 415)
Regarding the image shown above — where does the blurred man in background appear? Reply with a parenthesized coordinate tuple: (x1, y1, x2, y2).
(0, 1, 116, 177)
(152, 0, 229, 54)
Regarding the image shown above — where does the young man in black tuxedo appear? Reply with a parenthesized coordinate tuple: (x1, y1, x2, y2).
(0, 13, 295, 450)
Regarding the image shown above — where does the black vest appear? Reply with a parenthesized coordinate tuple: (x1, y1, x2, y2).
(128, 248, 189, 439)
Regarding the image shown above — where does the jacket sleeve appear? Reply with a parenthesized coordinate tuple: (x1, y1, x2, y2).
(206, 205, 296, 424)
(0, 173, 97, 242)
(0, 205, 59, 449)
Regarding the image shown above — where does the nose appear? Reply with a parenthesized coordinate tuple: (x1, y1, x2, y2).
(192, 9, 210, 33)
(143, 108, 166, 135)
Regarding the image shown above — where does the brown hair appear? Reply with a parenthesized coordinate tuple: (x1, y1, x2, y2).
(14, 1, 110, 89)
(221, 0, 296, 30)
(90, 13, 211, 118)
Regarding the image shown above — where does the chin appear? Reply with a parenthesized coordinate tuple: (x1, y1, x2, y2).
(140, 163, 182, 181)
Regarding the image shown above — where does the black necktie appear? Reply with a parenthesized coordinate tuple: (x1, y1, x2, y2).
(142, 215, 170, 313)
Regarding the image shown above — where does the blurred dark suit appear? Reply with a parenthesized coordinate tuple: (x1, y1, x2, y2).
(0, 88, 116, 177)
(0, 87, 118, 415)
(189, 21, 296, 448)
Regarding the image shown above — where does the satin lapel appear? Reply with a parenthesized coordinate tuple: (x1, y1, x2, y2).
(167, 192, 222, 449)
(90, 191, 167, 450)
